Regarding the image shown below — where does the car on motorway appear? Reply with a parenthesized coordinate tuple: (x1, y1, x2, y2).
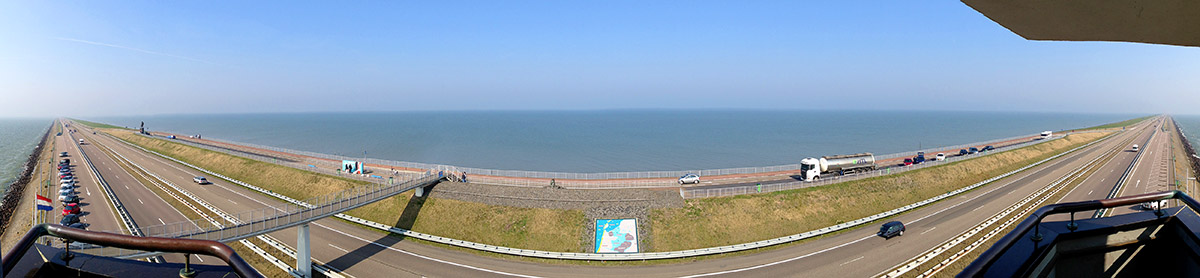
(678, 174, 700, 184)
(194, 176, 210, 184)
(58, 173, 73, 179)
(935, 153, 946, 161)
(878, 221, 906, 239)
(1132, 144, 1139, 152)
(60, 177, 75, 184)
(969, 147, 979, 154)
(61, 159, 70, 165)
(60, 183, 73, 190)
(58, 190, 73, 200)
(63, 204, 81, 216)
(959, 149, 968, 156)
(60, 214, 80, 225)
(903, 158, 913, 166)
(63, 195, 80, 205)
(60, 152, 69, 157)
(982, 145, 995, 152)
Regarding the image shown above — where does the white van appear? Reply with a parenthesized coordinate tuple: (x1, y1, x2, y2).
(1040, 131, 1052, 139)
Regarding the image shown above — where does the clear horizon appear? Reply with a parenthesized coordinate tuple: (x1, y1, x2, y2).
(2, 1, 1197, 117)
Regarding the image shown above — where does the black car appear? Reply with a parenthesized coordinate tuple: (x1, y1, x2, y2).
(60, 214, 81, 225)
(67, 223, 87, 230)
(63, 195, 80, 204)
(983, 145, 995, 151)
(959, 149, 968, 156)
(879, 221, 906, 239)
(968, 147, 979, 154)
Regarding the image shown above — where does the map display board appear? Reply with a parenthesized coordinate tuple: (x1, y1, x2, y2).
(594, 219, 639, 253)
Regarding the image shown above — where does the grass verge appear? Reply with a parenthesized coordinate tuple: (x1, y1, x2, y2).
(70, 118, 128, 130)
(1082, 115, 1153, 130)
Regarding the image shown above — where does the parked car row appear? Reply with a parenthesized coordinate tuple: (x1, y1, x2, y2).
(57, 158, 87, 229)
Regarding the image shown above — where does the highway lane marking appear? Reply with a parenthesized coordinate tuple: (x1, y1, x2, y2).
(840, 256, 865, 266)
(921, 227, 937, 235)
(228, 200, 238, 205)
(328, 244, 349, 253)
(138, 199, 143, 204)
(124, 185, 129, 189)
(1137, 180, 1141, 188)
(86, 188, 91, 196)
(1088, 190, 1093, 195)
(158, 218, 165, 225)
(681, 234, 875, 278)
(971, 207, 983, 212)
(311, 222, 545, 278)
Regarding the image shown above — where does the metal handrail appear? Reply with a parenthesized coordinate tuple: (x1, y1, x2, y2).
(2, 224, 263, 278)
(960, 190, 1199, 277)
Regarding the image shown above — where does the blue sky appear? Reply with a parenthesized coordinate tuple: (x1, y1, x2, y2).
(1, 1, 1196, 117)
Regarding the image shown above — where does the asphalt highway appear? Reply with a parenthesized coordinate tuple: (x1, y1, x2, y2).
(68, 117, 1160, 277)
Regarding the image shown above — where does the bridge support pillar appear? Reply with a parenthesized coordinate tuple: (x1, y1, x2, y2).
(297, 223, 312, 278)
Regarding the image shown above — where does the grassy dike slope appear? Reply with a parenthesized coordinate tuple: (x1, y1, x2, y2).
(650, 132, 1108, 251)
(103, 128, 585, 253)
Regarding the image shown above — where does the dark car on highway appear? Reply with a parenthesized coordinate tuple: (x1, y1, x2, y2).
(60, 214, 80, 225)
(959, 149, 968, 156)
(879, 221, 906, 239)
(982, 145, 995, 152)
(968, 147, 979, 154)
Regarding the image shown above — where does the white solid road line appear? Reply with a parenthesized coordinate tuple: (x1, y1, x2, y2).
(681, 235, 875, 278)
(840, 256, 865, 266)
(921, 227, 937, 235)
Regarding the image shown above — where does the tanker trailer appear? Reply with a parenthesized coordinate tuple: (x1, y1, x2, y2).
(799, 153, 877, 181)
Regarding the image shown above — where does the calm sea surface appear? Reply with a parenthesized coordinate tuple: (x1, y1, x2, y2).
(1174, 115, 1200, 154)
(0, 119, 51, 192)
(94, 111, 1138, 172)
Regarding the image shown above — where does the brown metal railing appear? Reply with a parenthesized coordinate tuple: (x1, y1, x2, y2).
(959, 190, 1200, 277)
(2, 223, 263, 278)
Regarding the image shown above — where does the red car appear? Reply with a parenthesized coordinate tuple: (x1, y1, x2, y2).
(63, 203, 81, 216)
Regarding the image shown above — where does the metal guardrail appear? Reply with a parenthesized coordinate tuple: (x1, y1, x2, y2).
(109, 127, 1113, 261)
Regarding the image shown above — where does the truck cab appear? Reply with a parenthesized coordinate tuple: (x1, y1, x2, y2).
(800, 157, 822, 181)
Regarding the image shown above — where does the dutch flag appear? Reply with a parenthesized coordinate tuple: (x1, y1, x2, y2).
(36, 195, 53, 211)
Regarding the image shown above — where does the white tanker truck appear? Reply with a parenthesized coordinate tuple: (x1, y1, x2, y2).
(799, 153, 877, 181)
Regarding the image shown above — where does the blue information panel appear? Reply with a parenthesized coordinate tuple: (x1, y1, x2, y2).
(594, 219, 639, 253)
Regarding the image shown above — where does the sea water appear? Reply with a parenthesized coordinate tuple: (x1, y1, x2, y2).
(0, 119, 51, 192)
(93, 111, 1138, 172)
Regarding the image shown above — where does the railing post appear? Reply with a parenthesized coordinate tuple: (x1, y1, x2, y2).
(296, 223, 312, 278)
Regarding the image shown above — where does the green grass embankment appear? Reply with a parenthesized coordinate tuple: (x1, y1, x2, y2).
(1082, 115, 1153, 130)
(70, 118, 128, 130)
(104, 128, 586, 253)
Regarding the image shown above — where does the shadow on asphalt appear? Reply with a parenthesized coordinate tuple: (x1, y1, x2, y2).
(326, 183, 435, 269)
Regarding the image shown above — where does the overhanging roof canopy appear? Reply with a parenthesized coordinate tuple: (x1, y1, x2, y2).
(963, 0, 1200, 47)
